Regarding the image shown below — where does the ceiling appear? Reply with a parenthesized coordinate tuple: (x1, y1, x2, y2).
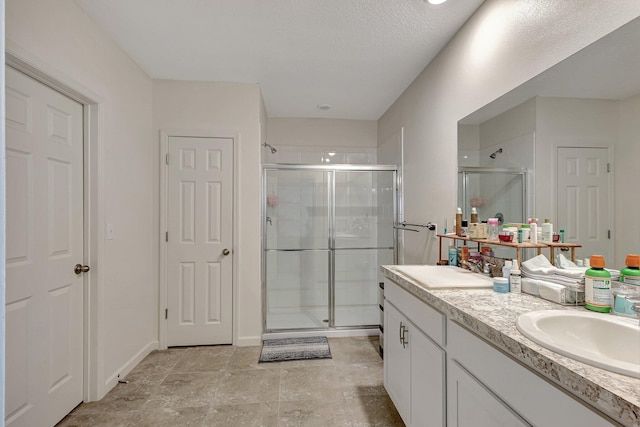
(75, 0, 485, 120)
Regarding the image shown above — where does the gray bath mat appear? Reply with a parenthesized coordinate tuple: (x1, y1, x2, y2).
(259, 336, 332, 363)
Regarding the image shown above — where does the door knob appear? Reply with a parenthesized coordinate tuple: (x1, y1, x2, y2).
(222, 249, 230, 256)
(74, 264, 90, 275)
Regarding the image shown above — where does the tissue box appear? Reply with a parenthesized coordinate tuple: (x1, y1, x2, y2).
(468, 223, 487, 239)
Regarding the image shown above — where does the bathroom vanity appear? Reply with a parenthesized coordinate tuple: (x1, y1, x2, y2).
(382, 265, 640, 427)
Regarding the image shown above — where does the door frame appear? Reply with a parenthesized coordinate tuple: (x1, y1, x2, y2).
(159, 130, 238, 348)
(5, 42, 106, 401)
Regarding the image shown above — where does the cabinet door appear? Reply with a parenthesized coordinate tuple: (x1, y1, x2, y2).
(411, 327, 445, 427)
(384, 301, 411, 425)
(447, 360, 530, 427)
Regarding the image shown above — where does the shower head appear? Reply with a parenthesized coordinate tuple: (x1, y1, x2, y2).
(489, 148, 503, 159)
(263, 142, 277, 154)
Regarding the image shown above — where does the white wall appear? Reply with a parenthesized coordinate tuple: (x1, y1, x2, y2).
(378, 0, 640, 264)
(152, 80, 264, 346)
(6, 0, 156, 398)
(268, 118, 376, 148)
(617, 93, 640, 263)
(264, 118, 377, 164)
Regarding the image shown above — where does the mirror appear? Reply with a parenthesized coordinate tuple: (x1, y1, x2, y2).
(457, 16, 640, 265)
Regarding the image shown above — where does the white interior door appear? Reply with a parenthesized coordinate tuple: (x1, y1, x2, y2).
(557, 147, 611, 263)
(166, 136, 233, 346)
(5, 66, 84, 426)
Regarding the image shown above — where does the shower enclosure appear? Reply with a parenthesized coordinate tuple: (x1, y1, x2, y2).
(457, 167, 527, 223)
(263, 165, 397, 332)
(458, 167, 528, 258)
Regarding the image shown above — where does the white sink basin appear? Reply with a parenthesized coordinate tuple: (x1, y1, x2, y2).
(391, 265, 493, 289)
(516, 310, 640, 378)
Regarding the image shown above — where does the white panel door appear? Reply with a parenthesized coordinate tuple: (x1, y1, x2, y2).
(557, 147, 610, 262)
(5, 67, 84, 426)
(167, 136, 233, 346)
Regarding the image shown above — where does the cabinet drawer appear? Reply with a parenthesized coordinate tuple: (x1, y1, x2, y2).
(384, 279, 445, 346)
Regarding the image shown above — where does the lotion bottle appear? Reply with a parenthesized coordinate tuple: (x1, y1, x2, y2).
(530, 223, 538, 244)
(470, 207, 478, 224)
(542, 218, 553, 242)
(456, 207, 463, 236)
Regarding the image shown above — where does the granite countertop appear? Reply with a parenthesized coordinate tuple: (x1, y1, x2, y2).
(382, 265, 640, 427)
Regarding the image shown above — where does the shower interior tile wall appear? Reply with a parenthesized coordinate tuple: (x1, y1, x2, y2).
(262, 146, 377, 165)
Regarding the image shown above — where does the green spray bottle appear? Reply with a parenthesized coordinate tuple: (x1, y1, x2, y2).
(584, 255, 611, 313)
(614, 254, 640, 316)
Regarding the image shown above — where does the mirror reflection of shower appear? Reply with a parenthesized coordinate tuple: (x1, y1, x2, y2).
(263, 142, 277, 154)
(489, 148, 503, 159)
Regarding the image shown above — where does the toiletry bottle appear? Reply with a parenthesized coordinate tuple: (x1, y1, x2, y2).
(502, 260, 512, 285)
(614, 254, 640, 316)
(621, 254, 640, 285)
(461, 220, 468, 237)
(520, 224, 530, 241)
(530, 223, 538, 244)
(585, 255, 612, 313)
(470, 207, 478, 224)
(448, 242, 458, 267)
(510, 259, 521, 293)
(488, 218, 499, 241)
(456, 207, 463, 236)
(510, 268, 522, 293)
(542, 219, 553, 242)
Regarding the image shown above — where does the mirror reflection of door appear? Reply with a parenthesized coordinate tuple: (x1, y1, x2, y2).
(557, 147, 611, 263)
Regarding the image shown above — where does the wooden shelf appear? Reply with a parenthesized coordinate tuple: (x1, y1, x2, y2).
(438, 234, 581, 266)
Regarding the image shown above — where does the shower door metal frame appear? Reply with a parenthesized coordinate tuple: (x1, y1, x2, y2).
(262, 164, 398, 333)
(458, 167, 528, 222)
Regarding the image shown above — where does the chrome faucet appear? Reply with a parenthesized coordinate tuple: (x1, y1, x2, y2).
(483, 262, 496, 277)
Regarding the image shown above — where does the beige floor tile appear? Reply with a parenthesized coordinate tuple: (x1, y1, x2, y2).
(279, 365, 344, 402)
(172, 345, 235, 373)
(71, 394, 150, 415)
(345, 395, 405, 426)
(130, 406, 209, 427)
(227, 346, 278, 371)
(338, 362, 386, 398)
(142, 372, 223, 410)
(329, 337, 382, 365)
(123, 348, 187, 383)
(277, 398, 352, 427)
(205, 402, 279, 427)
(57, 411, 139, 426)
(212, 369, 281, 405)
(56, 338, 400, 427)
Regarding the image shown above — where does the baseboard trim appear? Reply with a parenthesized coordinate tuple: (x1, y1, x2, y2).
(236, 336, 262, 346)
(101, 340, 159, 398)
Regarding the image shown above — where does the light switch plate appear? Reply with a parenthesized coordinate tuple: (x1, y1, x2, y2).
(106, 224, 114, 240)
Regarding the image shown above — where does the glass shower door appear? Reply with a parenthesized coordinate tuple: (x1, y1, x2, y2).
(264, 169, 330, 330)
(333, 170, 395, 327)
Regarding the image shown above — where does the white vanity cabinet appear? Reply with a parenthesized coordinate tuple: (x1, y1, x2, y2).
(383, 279, 446, 427)
(446, 320, 616, 427)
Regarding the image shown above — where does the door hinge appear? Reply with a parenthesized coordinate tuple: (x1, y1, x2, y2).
(608, 230, 611, 239)
(165, 308, 168, 319)
(607, 163, 610, 173)
(165, 231, 168, 242)
(166, 153, 169, 165)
